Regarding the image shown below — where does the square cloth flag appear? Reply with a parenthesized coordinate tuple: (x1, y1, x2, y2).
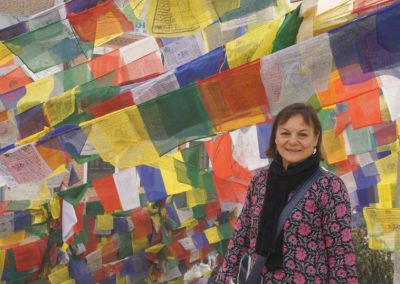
(92, 167, 140, 212)
(138, 84, 214, 155)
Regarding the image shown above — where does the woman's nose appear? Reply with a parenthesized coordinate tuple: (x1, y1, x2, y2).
(288, 135, 298, 144)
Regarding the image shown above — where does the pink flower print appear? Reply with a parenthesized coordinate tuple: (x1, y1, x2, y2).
(329, 257, 336, 267)
(294, 272, 306, 283)
(254, 206, 261, 215)
(306, 266, 316, 276)
(287, 259, 295, 270)
(331, 222, 340, 232)
(312, 183, 318, 190)
(260, 187, 266, 194)
(319, 264, 328, 274)
(325, 236, 334, 248)
(284, 220, 290, 230)
(319, 240, 325, 249)
(251, 195, 257, 204)
(314, 217, 321, 226)
(288, 235, 298, 245)
(298, 223, 311, 236)
(337, 268, 346, 278)
(342, 228, 352, 242)
(315, 277, 322, 284)
(308, 241, 317, 251)
(228, 241, 235, 249)
(295, 247, 307, 261)
(345, 253, 356, 266)
(274, 269, 285, 280)
(335, 203, 347, 218)
(236, 220, 243, 230)
(229, 254, 238, 263)
(305, 199, 317, 213)
(237, 236, 245, 245)
(293, 211, 303, 221)
(335, 247, 344, 255)
(321, 178, 328, 186)
(332, 179, 340, 193)
(250, 238, 256, 248)
(321, 193, 329, 205)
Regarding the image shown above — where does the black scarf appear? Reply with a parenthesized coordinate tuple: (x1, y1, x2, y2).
(255, 153, 320, 270)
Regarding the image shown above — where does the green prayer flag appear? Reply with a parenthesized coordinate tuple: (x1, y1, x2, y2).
(272, 4, 303, 53)
(57, 183, 90, 206)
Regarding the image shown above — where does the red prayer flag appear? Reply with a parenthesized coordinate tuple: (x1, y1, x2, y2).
(0, 67, 32, 94)
(92, 175, 123, 212)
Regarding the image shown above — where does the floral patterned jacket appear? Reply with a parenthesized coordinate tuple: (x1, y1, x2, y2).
(216, 167, 358, 283)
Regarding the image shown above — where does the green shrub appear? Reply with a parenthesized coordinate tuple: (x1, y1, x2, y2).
(352, 227, 393, 284)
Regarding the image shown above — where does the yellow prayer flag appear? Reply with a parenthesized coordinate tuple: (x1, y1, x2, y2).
(375, 152, 398, 185)
(180, 217, 198, 229)
(132, 236, 149, 253)
(44, 88, 76, 126)
(145, 243, 165, 253)
(363, 207, 400, 251)
(226, 17, 282, 68)
(322, 129, 347, 164)
(48, 265, 72, 284)
(0, 42, 14, 66)
(0, 250, 5, 282)
(31, 208, 48, 224)
(218, 113, 268, 132)
(204, 226, 221, 244)
(0, 230, 26, 248)
(17, 76, 55, 114)
(80, 106, 160, 168)
(376, 183, 396, 209)
(158, 152, 192, 195)
(146, 0, 217, 37)
(96, 214, 114, 231)
(186, 189, 207, 208)
(50, 196, 61, 220)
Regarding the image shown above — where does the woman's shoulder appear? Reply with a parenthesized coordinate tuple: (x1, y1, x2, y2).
(316, 167, 347, 188)
(252, 165, 269, 180)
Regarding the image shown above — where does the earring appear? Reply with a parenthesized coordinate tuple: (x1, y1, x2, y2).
(312, 146, 317, 155)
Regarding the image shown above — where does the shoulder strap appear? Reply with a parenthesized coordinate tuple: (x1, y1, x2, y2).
(244, 168, 324, 284)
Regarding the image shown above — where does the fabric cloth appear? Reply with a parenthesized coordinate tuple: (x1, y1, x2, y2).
(216, 167, 358, 283)
(256, 154, 320, 269)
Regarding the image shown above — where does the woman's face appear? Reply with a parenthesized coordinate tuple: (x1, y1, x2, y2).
(275, 114, 319, 170)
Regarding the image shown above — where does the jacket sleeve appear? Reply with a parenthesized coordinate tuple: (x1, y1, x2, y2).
(322, 175, 358, 283)
(215, 178, 256, 283)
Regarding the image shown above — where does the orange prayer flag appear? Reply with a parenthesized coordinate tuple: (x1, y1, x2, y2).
(348, 88, 382, 129)
(333, 155, 359, 176)
(68, 1, 134, 42)
(198, 60, 270, 131)
(36, 144, 67, 171)
(317, 70, 379, 107)
(0, 67, 32, 94)
(88, 49, 123, 79)
(335, 111, 352, 136)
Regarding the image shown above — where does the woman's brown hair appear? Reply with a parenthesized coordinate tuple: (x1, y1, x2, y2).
(265, 103, 324, 160)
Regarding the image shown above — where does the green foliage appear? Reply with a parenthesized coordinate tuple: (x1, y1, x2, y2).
(352, 227, 393, 284)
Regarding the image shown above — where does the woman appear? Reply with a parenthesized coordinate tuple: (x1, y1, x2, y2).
(215, 103, 357, 283)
